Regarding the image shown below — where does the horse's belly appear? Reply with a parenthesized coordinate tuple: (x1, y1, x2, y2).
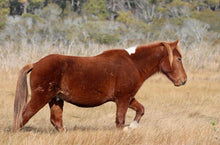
(59, 91, 114, 107)
(72, 98, 110, 107)
(60, 93, 112, 107)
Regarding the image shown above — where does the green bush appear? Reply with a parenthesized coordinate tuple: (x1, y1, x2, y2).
(206, 0, 219, 6)
(116, 11, 134, 26)
(83, 0, 109, 20)
(170, 0, 188, 7)
(38, 4, 62, 19)
(81, 21, 120, 44)
(191, 10, 220, 32)
(0, 17, 6, 30)
(22, 13, 43, 24)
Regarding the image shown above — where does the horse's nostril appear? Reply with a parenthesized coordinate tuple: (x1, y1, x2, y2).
(184, 78, 187, 84)
(179, 78, 186, 85)
(181, 79, 187, 85)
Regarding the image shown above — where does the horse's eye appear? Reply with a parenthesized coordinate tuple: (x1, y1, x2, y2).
(178, 58, 182, 61)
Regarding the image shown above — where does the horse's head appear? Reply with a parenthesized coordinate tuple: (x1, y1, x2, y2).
(159, 40, 187, 86)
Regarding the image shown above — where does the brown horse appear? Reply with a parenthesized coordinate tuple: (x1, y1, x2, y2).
(13, 40, 187, 131)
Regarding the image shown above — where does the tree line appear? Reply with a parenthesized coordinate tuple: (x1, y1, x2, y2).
(1, 0, 219, 18)
(0, 0, 219, 46)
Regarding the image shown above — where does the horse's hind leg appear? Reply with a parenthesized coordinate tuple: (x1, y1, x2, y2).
(49, 96, 64, 132)
(129, 98, 144, 123)
(20, 92, 54, 130)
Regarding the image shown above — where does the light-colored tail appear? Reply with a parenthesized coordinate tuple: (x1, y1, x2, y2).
(13, 63, 34, 132)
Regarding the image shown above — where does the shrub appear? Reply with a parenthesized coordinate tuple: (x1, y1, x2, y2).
(116, 11, 134, 26)
(83, 0, 109, 20)
(191, 10, 220, 32)
(80, 21, 120, 44)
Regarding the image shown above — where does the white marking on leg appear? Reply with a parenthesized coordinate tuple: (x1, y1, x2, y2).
(123, 121, 139, 131)
(125, 46, 137, 55)
(129, 121, 138, 129)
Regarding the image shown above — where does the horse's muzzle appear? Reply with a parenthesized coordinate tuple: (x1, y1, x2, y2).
(175, 78, 187, 86)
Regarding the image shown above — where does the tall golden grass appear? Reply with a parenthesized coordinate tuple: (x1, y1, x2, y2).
(0, 43, 219, 144)
(0, 41, 219, 71)
(0, 70, 219, 145)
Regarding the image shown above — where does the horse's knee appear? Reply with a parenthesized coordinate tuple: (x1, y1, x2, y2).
(135, 105, 144, 123)
(138, 105, 145, 116)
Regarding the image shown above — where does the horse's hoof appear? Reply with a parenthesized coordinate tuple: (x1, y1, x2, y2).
(123, 126, 129, 131)
(58, 126, 66, 132)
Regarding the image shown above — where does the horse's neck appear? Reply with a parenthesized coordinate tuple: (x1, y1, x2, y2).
(131, 46, 164, 80)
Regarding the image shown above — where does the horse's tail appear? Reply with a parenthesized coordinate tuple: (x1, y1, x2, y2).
(13, 63, 34, 132)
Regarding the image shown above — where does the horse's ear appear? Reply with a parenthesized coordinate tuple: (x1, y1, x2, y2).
(173, 39, 182, 57)
(161, 42, 173, 68)
(173, 39, 179, 46)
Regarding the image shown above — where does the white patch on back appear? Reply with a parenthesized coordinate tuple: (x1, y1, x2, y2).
(125, 46, 137, 55)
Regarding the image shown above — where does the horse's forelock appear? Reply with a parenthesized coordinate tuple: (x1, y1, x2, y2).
(170, 39, 182, 57)
(161, 42, 173, 68)
(176, 45, 182, 57)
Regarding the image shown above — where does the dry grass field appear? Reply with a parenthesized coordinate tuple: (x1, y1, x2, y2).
(0, 69, 219, 145)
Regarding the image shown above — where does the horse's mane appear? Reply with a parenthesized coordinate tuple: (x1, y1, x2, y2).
(138, 41, 163, 49)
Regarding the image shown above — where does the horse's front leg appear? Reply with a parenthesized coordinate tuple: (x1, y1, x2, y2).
(129, 98, 145, 123)
(123, 98, 144, 130)
(115, 97, 130, 128)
